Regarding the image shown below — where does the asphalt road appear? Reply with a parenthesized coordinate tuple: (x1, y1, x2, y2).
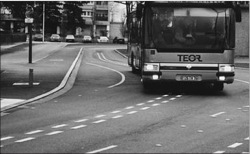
(1, 43, 249, 153)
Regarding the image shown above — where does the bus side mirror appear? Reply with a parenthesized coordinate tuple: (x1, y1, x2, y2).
(235, 5, 241, 22)
(136, 3, 143, 19)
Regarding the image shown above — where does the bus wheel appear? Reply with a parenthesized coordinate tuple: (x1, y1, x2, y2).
(213, 83, 224, 91)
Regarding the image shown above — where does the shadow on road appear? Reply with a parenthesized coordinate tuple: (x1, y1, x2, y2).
(142, 82, 227, 96)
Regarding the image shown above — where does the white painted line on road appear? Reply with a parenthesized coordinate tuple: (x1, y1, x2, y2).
(245, 137, 249, 140)
(112, 115, 123, 119)
(147, 100, 155, 103)
(86, 62, 125, 89)
(242, 152, 249, 154)
(170, 98, 176, 101)
(111, 110, 121, 114)
(45, 131, 63, 136)
(71, 125, 87, 130)
(176, 95, 182, 97)
(1, 136, 14, 141)
(15, 137, 35, 143)
(243, 105, 250, 108)
(86, 145, 118, 153)
(228, 143, 243, 148)
(25, 130, 44, 135)
(162, 94, 169, 97)
(49, 59, 64, 62)
(127, 111, 137, 114)
(152, 103, 160, 106)
(13, 82, 40, 86)
(235, 79, 249, 84)
(155, 97, 162, 100)
(210, 112, 226, 118)
(137, 103, 145, 106)
(52, 124, 67, 128)
(92, 120, 106, 124)
(100, 53, 128, 67)
(213, 151, 225, 154)
(74, 119, 88, 123)
(95, 115, 106, 118)
(140, 107, 150, 110)
(125, 106, 134, 109)
(161, 100, 169, 103)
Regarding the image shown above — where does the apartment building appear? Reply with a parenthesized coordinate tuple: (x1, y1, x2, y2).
(81, 1, 110, 37)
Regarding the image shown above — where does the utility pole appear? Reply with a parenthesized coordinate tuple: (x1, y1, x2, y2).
(42, 2, 45, 42)
(92, 2, 96, 38)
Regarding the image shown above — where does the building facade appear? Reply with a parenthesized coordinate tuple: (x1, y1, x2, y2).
(81, 1, 110, 37)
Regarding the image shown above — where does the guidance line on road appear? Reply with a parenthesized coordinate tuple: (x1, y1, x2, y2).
(86, 145, 118, 153)
(235, 79, 249, 84)
(86, 62, 125, 88)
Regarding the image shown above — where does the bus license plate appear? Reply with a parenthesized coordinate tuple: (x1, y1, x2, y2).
(177, 75, 201, 81)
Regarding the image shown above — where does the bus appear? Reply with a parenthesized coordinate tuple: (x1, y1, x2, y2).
(127, 1, 242, 91)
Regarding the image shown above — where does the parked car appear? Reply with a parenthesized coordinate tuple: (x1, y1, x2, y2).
(50, 34, 61, 42)
(97, 36, 109, 43)
(34, 34, 43, 41)
(65, 35, 75, 42)
(113, 37, 125, 44)
(82, 35, 92, 43)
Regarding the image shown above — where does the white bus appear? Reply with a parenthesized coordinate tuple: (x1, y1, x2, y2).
(127, 1, 242, 91)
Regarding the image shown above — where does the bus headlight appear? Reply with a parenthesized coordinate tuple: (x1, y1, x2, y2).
(144, 63, 160, 72)
(219, 64, 234, 72)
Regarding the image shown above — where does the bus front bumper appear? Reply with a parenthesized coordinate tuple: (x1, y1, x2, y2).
(142, 71, 234, 84)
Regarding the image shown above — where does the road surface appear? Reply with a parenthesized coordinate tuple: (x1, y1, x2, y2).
(1, 43, 249, 153)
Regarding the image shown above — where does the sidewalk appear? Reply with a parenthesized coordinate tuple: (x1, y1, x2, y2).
(1, 42, 83, 112)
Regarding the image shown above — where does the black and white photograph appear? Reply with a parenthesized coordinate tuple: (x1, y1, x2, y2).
(1, 1, 249, 153)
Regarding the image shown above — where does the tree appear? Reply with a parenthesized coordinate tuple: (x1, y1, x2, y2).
(63, 1, 87, 34)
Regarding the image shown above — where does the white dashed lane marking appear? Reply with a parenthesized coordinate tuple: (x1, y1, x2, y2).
(112, 115, 123, 119)
(52, 124, 67, 128)
(136, 103, 145, 106)
(170, 98, 176, 101)
(1, 136, 14, 141)
(15, 137, 35, 143)
(25, 130, 44, 135)
(1, 94, 180, 147)
(111, 110, 121, 114)
(127, 111, 137, 114)
(86, 145, 118, 153)
(71, 125, 87, 130)
(45, 131, 63, 136)
(95, 115, 106, 118)
(74, 119, 88, 123)
(213, 151, 225, 154)
(161, 100, 169, 103)
(140, 107, 150, 110)
(210, 112, 226, 118)
(152, 103, 160, 106)
(228, 143, 243, 148)
(147, 100, 155, 103)
(92, 120, 106, 124)
(125, 106, 134, 109)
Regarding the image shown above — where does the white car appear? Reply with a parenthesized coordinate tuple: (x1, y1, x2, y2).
(82, 35, 92, 43)
(65, 35, 75, 42)
(97, 36, 109, 43)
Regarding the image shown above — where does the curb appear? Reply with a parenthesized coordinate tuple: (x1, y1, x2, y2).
(1, 47, 84, 112)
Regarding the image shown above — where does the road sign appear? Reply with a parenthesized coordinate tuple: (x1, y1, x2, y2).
(25, 18, 34, 23)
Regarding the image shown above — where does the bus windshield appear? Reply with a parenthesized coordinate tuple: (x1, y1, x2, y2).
(144, 7, 233, 52)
